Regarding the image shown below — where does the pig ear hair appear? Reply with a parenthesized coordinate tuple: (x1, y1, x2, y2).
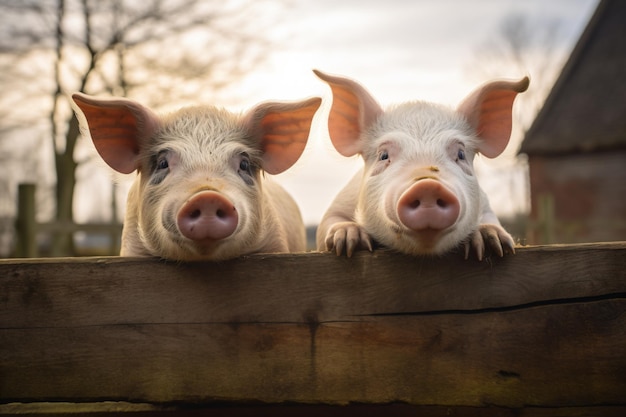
(244, 97, 322, 175)
(457, 76, 529, 158)
(71, 93, 160, 174)
(314, 69, 383, 157)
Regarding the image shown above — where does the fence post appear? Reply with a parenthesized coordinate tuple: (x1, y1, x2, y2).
(15, 183, 37, 258)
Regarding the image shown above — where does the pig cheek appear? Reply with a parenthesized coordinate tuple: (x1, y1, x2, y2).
(369, 158, 391, 177)
(357, 179, 386, 226)
(137, 169, 202, 258)
(221, 184, 257, 242)
(373, 165, 416, 226)
(444, 179, 481, 245)
(358, 172, 406, 240)
(137, 184, 182, 257)
(456, 157, 474, 177)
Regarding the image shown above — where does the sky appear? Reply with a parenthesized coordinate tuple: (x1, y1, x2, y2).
(232, 0, 596, 106)
(220, 0, 599, 226)
(74, 0, 599, 226)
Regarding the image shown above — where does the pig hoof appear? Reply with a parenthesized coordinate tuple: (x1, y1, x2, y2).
(465, 224, 515, 260)
(325, 221, 373, 257)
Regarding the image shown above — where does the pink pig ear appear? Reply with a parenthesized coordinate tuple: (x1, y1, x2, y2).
(457, 77, 529, 158)
(244, 97, 322, 175)
(314, 69, 384, 157)
(71, 93, 160, 174)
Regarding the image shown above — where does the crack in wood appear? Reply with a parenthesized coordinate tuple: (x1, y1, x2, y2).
(356, 292, 626, 317)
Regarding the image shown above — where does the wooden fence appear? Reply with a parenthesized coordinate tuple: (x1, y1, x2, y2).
(14, 183, 122, 257)
(1, 242, 625, 416)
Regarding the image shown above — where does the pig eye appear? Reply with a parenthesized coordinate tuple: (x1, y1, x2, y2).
(238, 154, 254, 176)
(150, 150, 171, 186)
(457, 149, 466, 161)
(379, 150, 389, 161)
(156, 156, 169, 170)
(239, 158, 250, 173)
(237, 153, 255, 186)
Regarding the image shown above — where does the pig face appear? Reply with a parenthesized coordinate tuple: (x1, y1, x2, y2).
(136, 108, 267, 260)
(357, 103, 483, 255)
(72, 94, 321, 261)
(315, 70, 529, 258)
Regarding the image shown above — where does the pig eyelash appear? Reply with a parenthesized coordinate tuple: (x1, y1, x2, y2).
(156, 155, 169, 170)
(449, 141, 467, 163)
(152, 149, 171, 171)
(237, 152, 256, 186)
(374, 139, 396, 163)
(148, 150, 172, 186)
(451, 143, 474, 176)
(369, 148, 391, 176)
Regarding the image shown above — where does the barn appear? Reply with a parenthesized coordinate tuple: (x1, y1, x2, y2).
(520, 0, 626, 244)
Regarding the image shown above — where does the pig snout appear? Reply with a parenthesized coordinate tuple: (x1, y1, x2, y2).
(397, 179, 460, 232)
(177, 191, 238, 241)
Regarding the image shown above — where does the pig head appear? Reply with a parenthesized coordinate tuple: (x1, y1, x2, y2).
(314, 70, 529, 259)
(72, 93, 321, 261)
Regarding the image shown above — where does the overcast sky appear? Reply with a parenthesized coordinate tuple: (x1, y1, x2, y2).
(232, 0, 597, 107)
(221, 0, 599, 225)
(73, 0, 599, 226)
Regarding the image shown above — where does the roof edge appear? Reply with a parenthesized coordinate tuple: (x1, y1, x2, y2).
(521, 0, 607, 154)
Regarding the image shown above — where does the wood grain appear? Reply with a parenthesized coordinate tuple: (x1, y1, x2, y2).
(1, 242, 625, 414)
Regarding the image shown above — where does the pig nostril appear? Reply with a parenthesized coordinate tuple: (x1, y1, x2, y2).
(397, 180, 460, 233)
(178, 191, 238, 242)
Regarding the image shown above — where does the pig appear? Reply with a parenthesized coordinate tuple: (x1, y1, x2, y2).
(314, 70, 529, 260)
(72, 93, 321, 261)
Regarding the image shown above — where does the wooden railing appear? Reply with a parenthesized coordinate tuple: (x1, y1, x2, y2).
(1, 242, 625, 415)
(14, 183, 122, 257)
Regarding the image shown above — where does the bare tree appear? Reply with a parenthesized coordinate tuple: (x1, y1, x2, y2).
(0, 0, 281, 255)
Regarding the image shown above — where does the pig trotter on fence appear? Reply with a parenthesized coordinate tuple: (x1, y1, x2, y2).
(464, 224, 516, 260)
(324, 221, 373, 257)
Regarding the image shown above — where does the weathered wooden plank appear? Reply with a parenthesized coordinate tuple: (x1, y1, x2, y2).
(1, 242, 625, 413)
(1, 243, 625, 327)
(2, 299, 624, 406)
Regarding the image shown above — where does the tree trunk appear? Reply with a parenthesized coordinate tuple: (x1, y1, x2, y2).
(50, 114, 79, 256)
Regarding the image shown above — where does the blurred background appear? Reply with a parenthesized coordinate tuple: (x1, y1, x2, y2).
(1, 0, 624, 257)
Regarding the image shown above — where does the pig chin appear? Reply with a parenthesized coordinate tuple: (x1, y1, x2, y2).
(138, 209, 247, 261)
(382, 223, 465, 256)
(173, 241, 240, 261)
(363, 200, 475, 256)
(148, 232, 248, 261)
(357, 208, 452, 256)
